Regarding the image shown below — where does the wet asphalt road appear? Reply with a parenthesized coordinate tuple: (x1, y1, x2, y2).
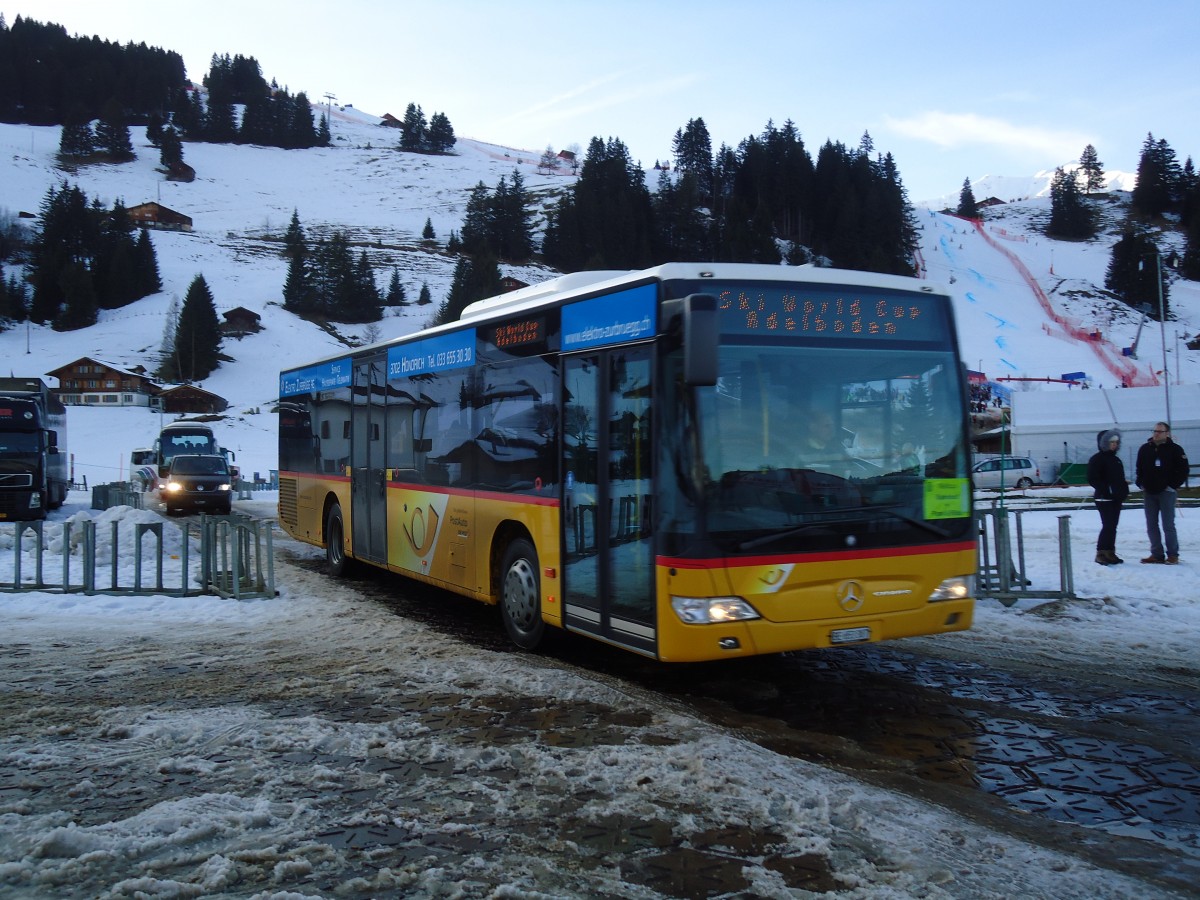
(352, 565, 1200, 896)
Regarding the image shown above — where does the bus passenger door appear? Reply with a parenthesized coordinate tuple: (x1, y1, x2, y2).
(351, 354, 388, 564)
(562, 347, 655, 656)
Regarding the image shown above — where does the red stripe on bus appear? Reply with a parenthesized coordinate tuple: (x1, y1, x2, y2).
(283, 472, 559, 507)
(659, 540, 976, 569)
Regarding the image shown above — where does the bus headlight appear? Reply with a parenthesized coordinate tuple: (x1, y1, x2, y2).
(671, 596, 761, 624)
(929, 575, 974, 602)
(165, 481, 183, 493)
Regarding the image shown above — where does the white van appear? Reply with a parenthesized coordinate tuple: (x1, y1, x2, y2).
(971, 456, 1041, 489)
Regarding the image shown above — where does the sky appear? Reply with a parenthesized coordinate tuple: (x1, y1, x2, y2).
(4, 0, 1199, 203)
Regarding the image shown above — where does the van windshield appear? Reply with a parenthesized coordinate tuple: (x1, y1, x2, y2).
(173, 457, 227, 475)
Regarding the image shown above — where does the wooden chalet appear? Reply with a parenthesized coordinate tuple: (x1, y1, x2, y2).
(221, 306, 262, 337)
(157, 384, 229, 415)
(127, 202, 193, 232)
(380, 113, 402, 128)
(45, 357, 161, 407)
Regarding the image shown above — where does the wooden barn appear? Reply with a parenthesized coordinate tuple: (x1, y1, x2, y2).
(127, 202, 193, 232)
(157, 384, 229, 415)
(221, 307, 262, 337)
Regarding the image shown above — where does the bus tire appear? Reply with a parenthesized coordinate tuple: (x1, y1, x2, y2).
(326, 502, 348, 577)
(500, 538, 544, 650)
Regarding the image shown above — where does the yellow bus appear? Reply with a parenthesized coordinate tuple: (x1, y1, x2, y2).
(278, 263, 975, 662)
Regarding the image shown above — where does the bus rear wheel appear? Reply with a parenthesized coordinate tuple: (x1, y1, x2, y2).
(500, 538, 544, 650)
(326, 502, 348, 577)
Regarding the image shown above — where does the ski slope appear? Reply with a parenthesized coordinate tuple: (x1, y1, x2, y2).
(916, 203, 1196, 391)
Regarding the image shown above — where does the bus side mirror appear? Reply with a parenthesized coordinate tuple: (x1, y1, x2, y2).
(47, 430, 59, 453)
(665, 293, 718, 387)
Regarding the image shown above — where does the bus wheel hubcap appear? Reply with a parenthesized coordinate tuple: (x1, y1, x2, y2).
(505, 559, 536, 627)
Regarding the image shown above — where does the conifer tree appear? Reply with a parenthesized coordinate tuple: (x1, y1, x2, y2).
(55, 260, 98, 331)
(1079, 144, 1105, 194)
(344, 251, 382, 323)
(672, 117, 714, 205)
(492, 170, 534, 261)
(285, 92, 318, 149)
(282, 251, 313, 314)
(1048, 166, 1094, 239)
(159, 125, 184, 168)
(58, 108, 95, 159)
(135, 227, 162, 297)
(436, 253, 501, 326)
(145, 112, 165, 148)
(239, 95, 276, 145)
(427, 111, 455, 153)
(541, 137, 654, 271)
(956, 178, 978, 218)
(29, 183, 92, 323)
(418, 282, 432, 305)
(171, 274, 222, 382)
(399, 103, 427, 151)
(460, 183, 492, 255)
(95, 98, 135, 160)
(423, 218, 436, 241)
(385, 267, 407, 306)
(1105, 230, 1170, 318)
(159, 294, 180, 368)
(1131, 133, 1181, 219)
(203, 97, 238, 143)
(94, 200, 140, 308)
(1181, 212, 1200, 281)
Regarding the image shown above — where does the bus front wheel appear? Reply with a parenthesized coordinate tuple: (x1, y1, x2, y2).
(326, 502, 348, 577)
(500, 538, 544, 650)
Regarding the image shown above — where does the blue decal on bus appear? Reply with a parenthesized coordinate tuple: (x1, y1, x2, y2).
(388, 329, 477, 379)
(562, 284, 656, 350)
(280, 358, 352, 397)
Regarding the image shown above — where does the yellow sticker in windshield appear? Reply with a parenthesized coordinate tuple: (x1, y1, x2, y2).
(924, 478, 971, 519)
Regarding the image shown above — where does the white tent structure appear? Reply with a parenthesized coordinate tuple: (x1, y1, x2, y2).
(1008, 384, 1200, 482)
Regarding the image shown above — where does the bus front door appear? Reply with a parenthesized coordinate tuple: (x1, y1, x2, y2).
(351, 355, 388, 564)
(562, 347, 655, 656)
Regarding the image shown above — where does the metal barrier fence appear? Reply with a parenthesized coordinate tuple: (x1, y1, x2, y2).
(976, 506, 1076, 606)
(1, 513, 275, 599)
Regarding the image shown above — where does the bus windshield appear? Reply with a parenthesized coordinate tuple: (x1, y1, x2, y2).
(161, 430, 218, 464)
(662, 341, 971, 556)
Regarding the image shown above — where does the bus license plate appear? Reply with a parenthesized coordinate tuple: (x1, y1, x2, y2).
(830, 626, 870, 644)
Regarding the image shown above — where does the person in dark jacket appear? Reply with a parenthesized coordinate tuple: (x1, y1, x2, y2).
(1087, 428, 1128, 565)
(1135, 421, 1189, 564)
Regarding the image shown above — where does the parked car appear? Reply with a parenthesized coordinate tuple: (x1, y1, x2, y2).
(971, 455, 1042, 490)
(161, 454, 233, 514)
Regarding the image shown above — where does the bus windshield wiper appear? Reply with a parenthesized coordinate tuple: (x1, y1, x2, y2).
(737, 518, 855, 552)
(866, 506, 956, 538)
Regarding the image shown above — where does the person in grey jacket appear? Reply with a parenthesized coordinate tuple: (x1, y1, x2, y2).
(1087, 428, 1129, 565)
(1135, 421, 1189, 564)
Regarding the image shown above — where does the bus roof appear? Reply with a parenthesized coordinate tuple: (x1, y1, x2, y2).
(283, 263, 951, 373)
(460, 263, 948, 322)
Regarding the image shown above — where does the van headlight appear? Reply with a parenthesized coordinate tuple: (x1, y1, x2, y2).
(671, 596, 761, 624)
(929, 575, 974, 602)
